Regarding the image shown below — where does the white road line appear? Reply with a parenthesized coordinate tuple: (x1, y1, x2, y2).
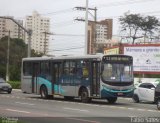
(137, 109, 146, 111)
(6, 109, 30, 114)
(127, 108, 134, 110)
(15, 102, 35, 106)
(64, 107, 89, 112)
(66, 117, 99, 123)
(13, 89, 21, 92)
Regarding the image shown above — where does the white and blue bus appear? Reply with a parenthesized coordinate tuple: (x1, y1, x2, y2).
(21, 54, 134, 103)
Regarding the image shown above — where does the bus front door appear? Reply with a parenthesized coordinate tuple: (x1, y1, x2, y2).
(32, 62, 40, 93)
(91, 61, 100, 96)
(52, 62, 62, 95)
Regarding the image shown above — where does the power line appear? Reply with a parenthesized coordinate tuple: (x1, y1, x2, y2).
(98, 10, 160, 20)
(41, 8, 73, 16)
(96, 0, 159, 8)
(53, 33, 84, 37)
(48, 46, 84, 52)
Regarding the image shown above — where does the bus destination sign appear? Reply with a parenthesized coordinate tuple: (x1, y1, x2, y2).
(102, 55, 132, 63)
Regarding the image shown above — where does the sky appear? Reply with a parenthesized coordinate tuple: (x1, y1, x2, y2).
(0, 0, 160, 56)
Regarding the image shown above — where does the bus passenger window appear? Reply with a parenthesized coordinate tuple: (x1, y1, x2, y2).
(82, 61, 89, 78)
(63, 61, 70, 75)
(70, 61, 76, 75)
(23, 62, 32, 76)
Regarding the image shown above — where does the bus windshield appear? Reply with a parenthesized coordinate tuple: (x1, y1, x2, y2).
(102, 63, 133, 82)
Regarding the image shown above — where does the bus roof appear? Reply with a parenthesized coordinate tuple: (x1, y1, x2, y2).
(22, 54, 102, 61)
(22, 54, 132, 62)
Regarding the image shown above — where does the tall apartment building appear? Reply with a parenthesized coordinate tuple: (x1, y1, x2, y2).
(0, 17, 24, 39)
(25, 11, 50, 54)
(88, 19, 113, 54)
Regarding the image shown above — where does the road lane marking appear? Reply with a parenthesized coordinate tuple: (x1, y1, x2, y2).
(127, 108, 134, 110)
(64, 107, 89, 112)
(66, 117, 100, 123)
(1, 94, 159, 113)
(15, 102, 35, 106)
(137, 109, 146, 111)
(6, 109, 30, 114)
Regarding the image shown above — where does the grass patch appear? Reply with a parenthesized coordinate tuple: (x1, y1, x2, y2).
(8, 81, 21, 89)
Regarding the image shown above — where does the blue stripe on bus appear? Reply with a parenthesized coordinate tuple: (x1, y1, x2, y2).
(36, 77, 52, 94)
(36, 77, 65, 95)
(101, 85, 134, 98)
(54, 84, 65, 94)
(102, 85, 134, 93)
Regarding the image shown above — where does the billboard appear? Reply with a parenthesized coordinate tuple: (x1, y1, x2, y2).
(124, 46, 160, 73)
(104, 47, 119, 55)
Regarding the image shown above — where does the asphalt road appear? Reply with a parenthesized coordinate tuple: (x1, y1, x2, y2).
(0, 90, 160, 123)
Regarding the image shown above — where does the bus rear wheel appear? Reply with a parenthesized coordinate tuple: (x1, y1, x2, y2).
(107, 97, 117, 104)
(81, 89, 91, 103)
(40, 85, 48, 99)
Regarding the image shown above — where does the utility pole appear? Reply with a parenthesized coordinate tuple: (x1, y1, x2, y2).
(28, 29, 32, 57)
(85, 0, 89, 55)
(75, 6, 97, 54)
(42, 31, 54, 55)
(6, 30, 10, 82)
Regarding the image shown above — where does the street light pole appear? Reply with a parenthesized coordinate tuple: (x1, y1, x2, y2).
(28, 29, 32, 57)
(85, 0, 89, 55)
(6, 30, 10, 82)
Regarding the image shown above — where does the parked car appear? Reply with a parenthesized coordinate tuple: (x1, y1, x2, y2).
(132, 82, 158, 103)
(155, 83, 160, 110)
(0, 78, 12, 94)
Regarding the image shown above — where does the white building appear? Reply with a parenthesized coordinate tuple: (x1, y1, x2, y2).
(0, 17, 24, 39)
(25, 11, 50, 54)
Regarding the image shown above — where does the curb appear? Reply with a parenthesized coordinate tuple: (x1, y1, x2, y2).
(13, 89, 21, 92)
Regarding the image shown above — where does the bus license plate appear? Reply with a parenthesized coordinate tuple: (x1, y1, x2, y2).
(118, 93, 123, 96)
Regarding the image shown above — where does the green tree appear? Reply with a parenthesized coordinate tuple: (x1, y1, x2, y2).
(140, 16, 160, 42)
(119, 13, 160, 44)
(0, 37, 42, 81)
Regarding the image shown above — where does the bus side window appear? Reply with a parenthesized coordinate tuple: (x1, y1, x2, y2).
(23, 62, 32, 76)
(76, 61, 82, 78)
(82, 61, 89, 78)
(40, 61, 51, 80)
(63, 61, 70, 76)
(70, 61, 76, 75)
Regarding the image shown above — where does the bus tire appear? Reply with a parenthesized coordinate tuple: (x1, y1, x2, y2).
(157, 98, 160, 110)
(132, 94, 139, 103)
(40, 85, 48, 99)
(81, 88, 90, 103)
(107, 97, 117, 104)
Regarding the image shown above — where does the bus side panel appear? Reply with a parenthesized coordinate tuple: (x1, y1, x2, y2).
(21, 76, 32, 93)
(37, 77, 52, 95)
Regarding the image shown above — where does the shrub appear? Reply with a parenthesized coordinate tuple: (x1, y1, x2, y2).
(8, 81, 21, 89)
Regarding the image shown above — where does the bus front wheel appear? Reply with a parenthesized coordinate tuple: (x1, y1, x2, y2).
(107, 97, 117, 104)
(40, 85, 48, 99)
(81, 89, 91, 103)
